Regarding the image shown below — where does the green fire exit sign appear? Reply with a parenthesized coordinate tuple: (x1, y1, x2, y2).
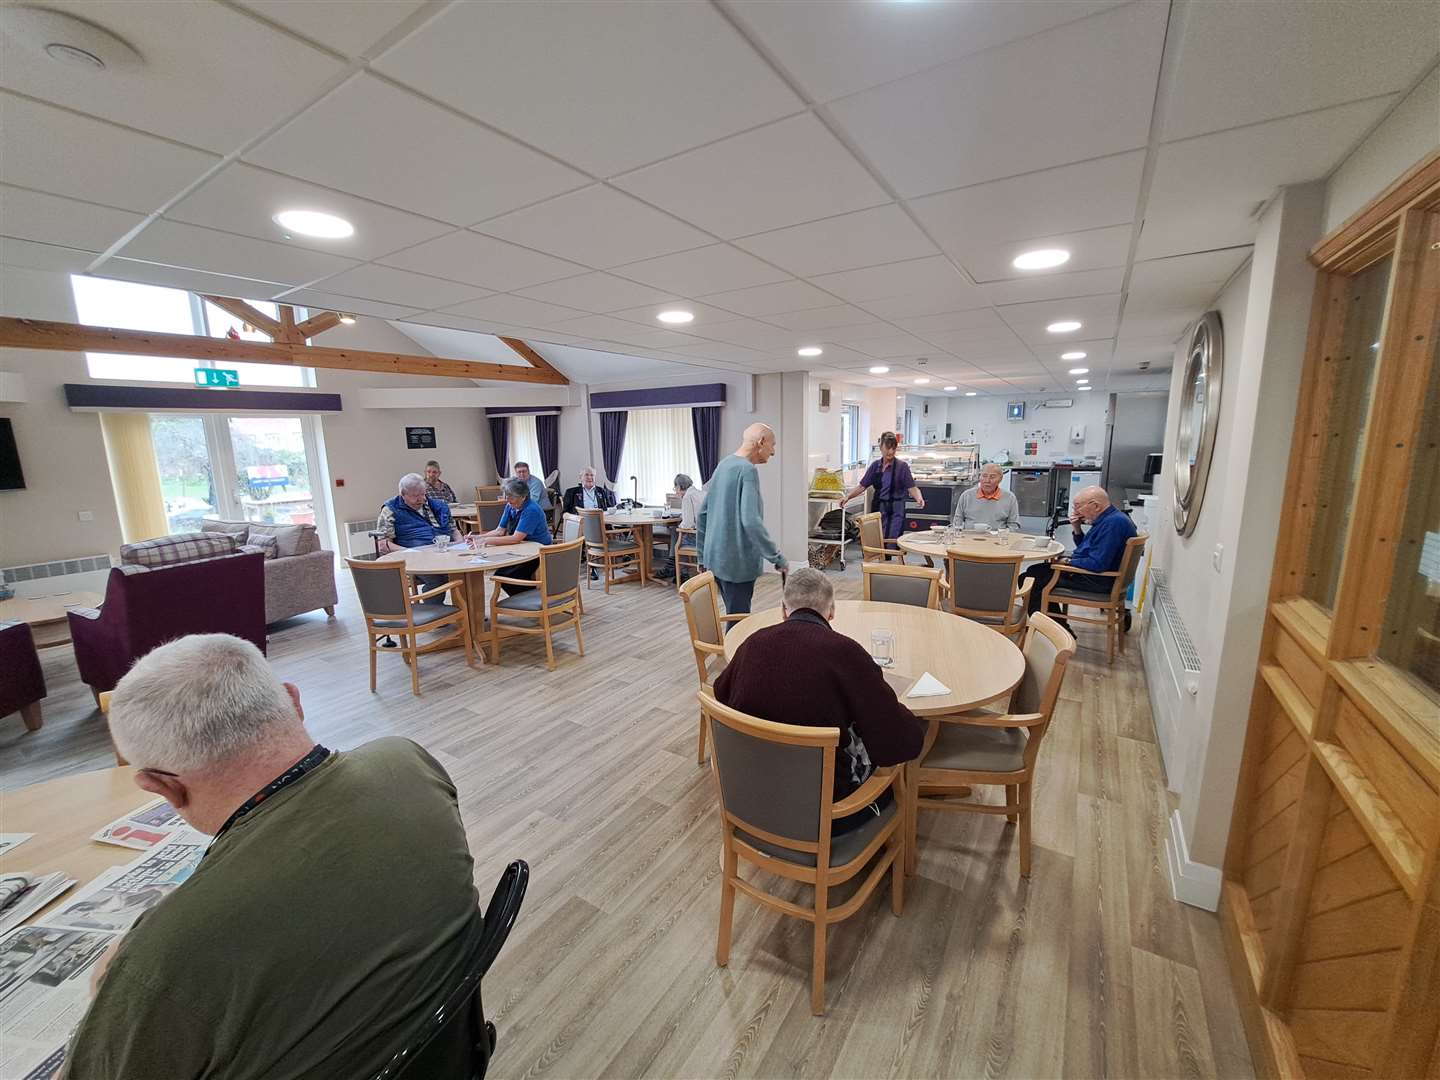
(195, 368, 240, 388)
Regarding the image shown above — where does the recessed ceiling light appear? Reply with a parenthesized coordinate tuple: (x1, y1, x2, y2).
(1068, 367, 1089, 375)
(797, 346, 823, 357)
(1079, 385, 1094, 391)
(1076, 378, 1089, 384)
(1012, 248, 1070, 271)
(338, 313, 357, 325)
(943, 385, 957, 391)
(965, 391, 977, 397)
(1061, 351, 1087, 361)
(273, 209, 353, 239)
(869, 365, 890, 374)
(913, 377, 930, 384)
(656, 309, 694, 325)
(1046, 320, 1082, 334)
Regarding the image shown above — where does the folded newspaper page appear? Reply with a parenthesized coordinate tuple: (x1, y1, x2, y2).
(0, 834, 34, 857)
(90, 798, 188, 851)
(0, 874, 76, 938)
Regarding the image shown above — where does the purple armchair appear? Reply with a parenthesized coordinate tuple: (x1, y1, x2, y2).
(68, 553, 267, 700)
(0, 621, 46, 731)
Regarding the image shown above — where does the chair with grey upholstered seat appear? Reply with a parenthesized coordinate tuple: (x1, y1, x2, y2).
(943, 549, 1031, 638)
(679, 571, 747, 764)
(487, 538, 585, 671)
(580, 508, 642, 592)
(907, 612, 1075, 878)
(861, 561, 942, 608)
(700, 687, 906, 1015)
(1039, 533, 1147, 663)
(475, 501, 505, 533)
(346, 558, 476, 696)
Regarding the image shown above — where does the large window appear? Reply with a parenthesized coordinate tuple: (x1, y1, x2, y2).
(70, 276, 311, 388)
(617, 407, 701, 505)
(507, 415, 543, 478)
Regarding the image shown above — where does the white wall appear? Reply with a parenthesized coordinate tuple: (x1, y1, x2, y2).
(939, 392, 1112, 460)
(807, 378, 868, 474)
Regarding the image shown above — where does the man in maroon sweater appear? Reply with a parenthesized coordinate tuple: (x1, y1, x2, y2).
(714, 568, 925, 833)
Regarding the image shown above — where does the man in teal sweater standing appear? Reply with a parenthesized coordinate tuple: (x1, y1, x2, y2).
(697, 422, 788, 620)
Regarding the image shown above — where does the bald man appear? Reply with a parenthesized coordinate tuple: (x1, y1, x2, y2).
(697, 423, 788, 619)
(953, 463, 1019, 529)
(1020, 485, 1137, 619)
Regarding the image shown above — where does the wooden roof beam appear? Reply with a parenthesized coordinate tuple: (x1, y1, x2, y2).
(499, 336, 567, 383)
(201, 295, 282, 338)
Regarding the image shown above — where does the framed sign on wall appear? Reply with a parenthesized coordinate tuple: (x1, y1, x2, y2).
(1007, 401, 1025, 421)
(405, 426, 436, 450)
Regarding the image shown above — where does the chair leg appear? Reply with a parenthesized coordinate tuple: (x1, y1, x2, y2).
(811, 890, 829, 1016)
(368, 639, 377, 693)
(1107, 609, 1118, 665)
(716, 846, 737, 967)
(542, 610, 556, 671)
(1006, 784, 1019, 824)
(696, 708, 707, 764)
(604, 557, 612, 594)
(1019, 781, 1034, 878)
(891, 834, 906, 915)
(407, 635, 421, 696)
(460, 613, 478, 670)
(573, 607, 585, 657)
(905, 767, 919, 876)
(20, 701, 42, 732)
(323, 605, 335, 617)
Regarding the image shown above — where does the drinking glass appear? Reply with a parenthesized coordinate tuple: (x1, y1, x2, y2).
(870, 628, 895, 668)
(434, 533, 450, 551)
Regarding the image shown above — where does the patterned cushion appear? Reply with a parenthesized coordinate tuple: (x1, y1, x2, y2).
(121, 533, 238, 567)
(200, 519, 250, 540)
(242, 534, 280, 560)
(243, 522, 312, 557)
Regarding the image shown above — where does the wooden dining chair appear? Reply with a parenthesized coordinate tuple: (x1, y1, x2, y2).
(674, 527, 700, 589)
(346, 558, 476, 695)
(700, 687, 906, 1015)
(579, 508, 642, 592)
(474, 484, 502, 503)
(97, 690, 127, 765)
(907, 612, 1075, 878)
(944, 549, 1031, 639)
(487, 539, 585, 671)
(861, 562, 942, 608)
(475, 501, 506, 533)
(1039, 533, 1147, 663)
(857, 511, 903, 563)
(679, 571, 747, 763)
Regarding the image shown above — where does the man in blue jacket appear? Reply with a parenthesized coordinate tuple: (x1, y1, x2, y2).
(377, 473, 461, 604)
(1022, 485, 1137, 622)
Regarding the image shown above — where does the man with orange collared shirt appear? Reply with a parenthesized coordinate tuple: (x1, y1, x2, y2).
(951, 463, 1019, 529)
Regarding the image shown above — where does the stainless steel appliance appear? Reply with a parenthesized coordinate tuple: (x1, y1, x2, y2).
(1012, 468, 1051, 517)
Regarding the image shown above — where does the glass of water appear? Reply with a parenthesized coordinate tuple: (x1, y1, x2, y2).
(870, 628, 895, 668)
(434, 533, 450, 551)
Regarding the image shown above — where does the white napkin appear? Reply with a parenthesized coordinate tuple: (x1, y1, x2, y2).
(906, 671, 951, 698)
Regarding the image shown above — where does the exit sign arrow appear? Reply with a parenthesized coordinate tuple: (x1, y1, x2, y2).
(195, 368, 241, 388)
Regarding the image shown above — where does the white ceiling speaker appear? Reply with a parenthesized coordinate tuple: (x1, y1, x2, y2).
(0, 7, 143, 71)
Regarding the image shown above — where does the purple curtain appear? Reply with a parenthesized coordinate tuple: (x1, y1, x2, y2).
(488, 416, 509, 481)
(691, 406, 721, 483)
(535, 413, 559, 479)
(599, 411, 627, 487)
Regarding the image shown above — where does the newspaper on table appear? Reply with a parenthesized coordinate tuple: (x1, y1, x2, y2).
(0, 832, 208, 1079)
(0, 834, 34, 857)
(90, 798, 189, 851)
(0, 874, 76, 938)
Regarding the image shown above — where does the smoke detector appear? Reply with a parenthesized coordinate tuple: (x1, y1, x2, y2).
(0, 7, 143, 71)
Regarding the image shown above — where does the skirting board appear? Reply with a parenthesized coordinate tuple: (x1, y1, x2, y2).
(1164, 809, 1222, 911)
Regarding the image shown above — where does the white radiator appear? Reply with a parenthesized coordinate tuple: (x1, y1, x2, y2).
(1142, 570, 1202, 794)
(343, 519, 380, 558)
(1, 554, 114, 599)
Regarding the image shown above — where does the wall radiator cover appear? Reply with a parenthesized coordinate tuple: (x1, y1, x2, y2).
(343, 519, 380, 558)
(1, 554, 114, 599)
(1142, 570, 1201, 794)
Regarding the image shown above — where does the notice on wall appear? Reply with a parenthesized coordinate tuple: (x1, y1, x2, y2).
(405, 426, 437, 450)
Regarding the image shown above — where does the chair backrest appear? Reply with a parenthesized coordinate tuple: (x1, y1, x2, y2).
(539, 538, 584, 597)
(699, 688, 837, 851)
(676, 527, 697, 552)
(475, 485, 502, 503)
(347, 558, 412, 619)
(1112, 534, 1148, 599)
(476, 502, 505, 532)
(678, 570, 728, 686)
(561, 513, 581, 542)
(862, 562, 940, 608)
(856, 512, 885, 559)
(945, 550, 1024, 619)
(1012, 613, 1077, 765)
(579, 508, 606, 546)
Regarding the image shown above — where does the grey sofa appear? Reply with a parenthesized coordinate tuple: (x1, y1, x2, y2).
(199, 519, 338, 624)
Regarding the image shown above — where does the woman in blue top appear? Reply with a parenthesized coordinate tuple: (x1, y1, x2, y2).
(470, 478, 553, 593)
(839, 431, 924, 540)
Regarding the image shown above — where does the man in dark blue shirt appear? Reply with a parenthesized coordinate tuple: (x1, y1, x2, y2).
(1022, 485, 1137, 620)
(470, 478, 552, 594)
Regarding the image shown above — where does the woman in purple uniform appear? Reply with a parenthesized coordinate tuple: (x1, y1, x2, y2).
(840, 431, 924, 539)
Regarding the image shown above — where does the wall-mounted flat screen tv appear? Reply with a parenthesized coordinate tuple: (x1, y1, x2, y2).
(0, 418, 25, 490)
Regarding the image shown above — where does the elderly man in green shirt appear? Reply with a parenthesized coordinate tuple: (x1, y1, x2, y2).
(63, 634, 486, 1079)
(697, 422, 788, 619)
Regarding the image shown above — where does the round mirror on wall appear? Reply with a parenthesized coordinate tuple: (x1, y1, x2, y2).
(1173, 311, 1223, 537)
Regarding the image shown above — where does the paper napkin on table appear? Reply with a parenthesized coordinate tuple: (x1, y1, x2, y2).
(905, 672, 951, 698)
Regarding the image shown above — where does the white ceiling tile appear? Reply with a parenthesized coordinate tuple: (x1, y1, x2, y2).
(850, 334, 933, 359)
(0, 186, 142, 252)
(689, 319, 802, 349)
(762, 305, 878, 331)
(828, 3, 1166, 197)
(512, 272, 677, 314)
(858, 290, 991, 320)
(1137, 99, 1393, 260)
(729, 0, 1126, 103)
(247, 74, 588, 226)
(0, 237, 98, 274)
(92, 259, 290, 301)
(372, 0, 801, 176)
(437, 294, 588, 326)
(167, 163, 452, 262)
(117, 219, 357, 286)
(549, 314, 698, 349)
(735, 205, 936, 277)
(0, 1, 345, 152)
(1021, 338, 1116, 367)
(997, 293, 1122, 345)
(810, 255, 986, 306)
(699, 279, 838, 316)
(892, 308, 1009, 335)
(981, 267, 1127, 307)
(613, 113, 889, 238)
(476, 186, 711, 269)
(921, 330, 1033, 359)
(0, 93, 219, 215)
(614, 244, 790, 296)
(1127, 248, 1251, 309)
(818, 321, 914, 344)
(231, 0, 431, 59)
(378, 231, 585, 292)
(272, 289, 423, 320)
(305, 264, 489, 309)
(1165, 0, 1438, 140)
(667, 342, 774, 365)
(1116, 309, 1193, 341)
(962, 223, 1134, 282)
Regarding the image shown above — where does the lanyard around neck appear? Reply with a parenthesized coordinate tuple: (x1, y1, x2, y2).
(212, 744, 330, 843)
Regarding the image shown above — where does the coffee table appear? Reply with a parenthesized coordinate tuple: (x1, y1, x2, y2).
(0, 592, 104, 648)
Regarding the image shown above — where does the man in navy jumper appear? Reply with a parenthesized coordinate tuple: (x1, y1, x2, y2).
(1021, 485, 1137, 621)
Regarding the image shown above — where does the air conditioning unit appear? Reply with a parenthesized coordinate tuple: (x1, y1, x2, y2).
(343, 519, 380, 558)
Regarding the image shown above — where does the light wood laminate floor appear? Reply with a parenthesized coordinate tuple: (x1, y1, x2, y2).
(0, 566, 1252, 1079)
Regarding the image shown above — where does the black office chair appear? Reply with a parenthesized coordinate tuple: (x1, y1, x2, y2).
(371, 860, 530, 1080)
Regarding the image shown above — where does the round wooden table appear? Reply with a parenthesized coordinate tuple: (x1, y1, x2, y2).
(604, 510, 681, 584)
(0, 767, 145, 920)
(376, 540, 540, 644)
(724, 600, 1025, 716)
(897, 531, 1064, 567)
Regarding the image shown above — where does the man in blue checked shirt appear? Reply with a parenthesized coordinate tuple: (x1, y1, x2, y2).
(1021, 485, 1137, 625)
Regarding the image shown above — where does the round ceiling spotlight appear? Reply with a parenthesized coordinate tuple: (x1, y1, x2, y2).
(1076, 378, 1089, 384)
(338, 313, 357, 325)
(1060, 351, 1087, 361)
(869, 365, 890, 374)
(943, 385, 957, 391)
(797, 346, 823, 357)
(656, 309, 694, 325)
(1078, 385, 1094, 391)
(0, 7, 144, 71)
(913, 377, 930, 385)
(273, 209, 354, 239)
(965, 391, 977, 397)
(1046, 320, 1082, 334)
(1012, 248, 1070, 271)
(1068, 367, 1089, 375)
